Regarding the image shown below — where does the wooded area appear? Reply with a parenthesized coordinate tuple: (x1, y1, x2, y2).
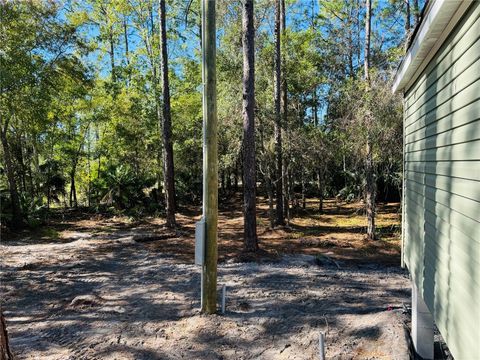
(1, 0, 432, 358)
(1, 0, 415, 238)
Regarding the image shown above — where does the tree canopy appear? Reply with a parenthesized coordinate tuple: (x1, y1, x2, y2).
(1, 0, 420, 237)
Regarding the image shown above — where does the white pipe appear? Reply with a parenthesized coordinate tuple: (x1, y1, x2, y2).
(221, 284, 226, 314)
(200, 266, 204, 309)
(319, 332, 325, 360)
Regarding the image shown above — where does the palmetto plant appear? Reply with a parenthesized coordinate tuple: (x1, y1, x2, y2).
(39, 159, 66, 208)
(99, 165, 152, 210)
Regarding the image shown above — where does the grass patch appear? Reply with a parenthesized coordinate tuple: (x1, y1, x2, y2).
(40, 227, 60, 240)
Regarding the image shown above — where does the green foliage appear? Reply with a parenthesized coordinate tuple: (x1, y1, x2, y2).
(1, 0, 409, 229)
(39, 159, 67, 205)
(0, 190, 13, 225)
(92, 165, 153, 210)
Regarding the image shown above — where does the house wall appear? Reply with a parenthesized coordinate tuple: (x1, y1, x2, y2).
(403, 2, 480, 358)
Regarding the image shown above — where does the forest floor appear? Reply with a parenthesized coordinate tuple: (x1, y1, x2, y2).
(1, 197, 414, 359)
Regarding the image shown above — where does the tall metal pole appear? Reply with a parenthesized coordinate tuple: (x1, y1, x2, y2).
(201, 0, 218, 314)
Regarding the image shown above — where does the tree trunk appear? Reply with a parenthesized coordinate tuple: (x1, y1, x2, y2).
(413, 0, 419, 25)
(404, 0, 411, 51)
(0, 311, 13, 360)
(356, 0, 362, 68)
(0, 122, 23, 229)
(159, 0, 176, 228)
(284, 166, 290, 225)
(282, 0, 291, 220)
(226, 171, 232, 192)
(47, 168, 52, 210)
(124, 18, 129, 65)
(124, 16, 131, 86)
(348, 5, 355, 78)
(292, 176, 298, 209)
(281, 0, 287, 126)
(27, 156, 35, 198)
(274, 0, 284, 226)
(234, 165, 239, 192)
(156, 129, 163, 204)
(310, 0, 318, 126)
(18, 135, 27, 194)
(404, 0, 410, 32)
(96, 128, 102, 184)
(301, 171, 306, 210)
(364, 0, 375, 240)
(364, 0, 371, 83)
(32, 141, 41, 196)
(365, 140, 376, 239)
(266, 172, 275, 229)
(242, 0, 258, 252)
(87, 128, 91, 208)
(281, 0, 290, 219)
(69, 170, 77, 208)
(317, 171, 324, 213)
(220, 170, 225, 195)
(109, 27, 115, 83)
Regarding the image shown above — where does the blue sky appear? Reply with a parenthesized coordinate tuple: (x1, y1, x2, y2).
(69, 0, 413, 78)
(60, 0, 416, 124)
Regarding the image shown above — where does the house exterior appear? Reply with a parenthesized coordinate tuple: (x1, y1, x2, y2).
(393, 0, 480, 359)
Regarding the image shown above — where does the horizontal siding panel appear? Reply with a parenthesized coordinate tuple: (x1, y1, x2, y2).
(405, 139, 480, 161)
(404, 219, 425, 293)
(405, 170, 480, 203)
(423, 230, 480, 290)
(405, 191, 479, 244)
(422, 256, 480, 355)
(405, 160, 480, 181)
(423, 267, 480, 353)
(406, 119, 480, 151)
(405, 38, 480, 120)
(404, 193, 425, 288)
(405, 3, 480, 105)
(404, 207, 424, 237)
(423, 258, 480, 331)
(405, 61, 480, 129)
(409, 197, 480, 264)
(405, 80, 480, 135)
(405, 94, 480, 139)
(406, 102, 480, 144)
(404, 222, 425, 289)
(427, 291, 480, 360)
(405, 35, 480, 113)
(424, 235, 480, 287)
(405, 196, 480, 260)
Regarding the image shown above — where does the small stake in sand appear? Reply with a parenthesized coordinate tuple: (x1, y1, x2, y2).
(221, 284, 226, 314)
(319, 332, 325, 360)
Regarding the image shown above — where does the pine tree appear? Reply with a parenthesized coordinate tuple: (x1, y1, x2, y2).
(242, 0, 258, 252)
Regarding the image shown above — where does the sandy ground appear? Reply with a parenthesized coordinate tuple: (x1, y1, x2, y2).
(1, 227, 411, 360)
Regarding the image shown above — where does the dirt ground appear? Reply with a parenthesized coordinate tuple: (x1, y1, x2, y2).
(1, 198, 413, 359)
